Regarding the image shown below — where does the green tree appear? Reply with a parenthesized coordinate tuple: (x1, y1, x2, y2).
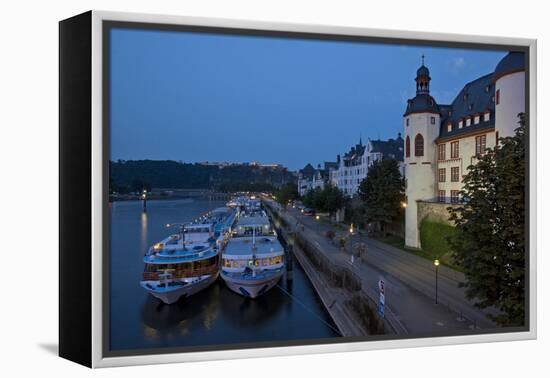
(323, 184, 346, 216)
(357, 159, 405, 234)
(312, 187, 326, 211)
(274, 183, 299, 206)
(448, 114, 526, 326)
(302, 189, 315, 208)
(301, 185, 345, 216)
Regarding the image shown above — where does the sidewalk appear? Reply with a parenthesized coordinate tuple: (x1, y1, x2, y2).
(286, 206, 496, 328)
(271, 202, 488, 334)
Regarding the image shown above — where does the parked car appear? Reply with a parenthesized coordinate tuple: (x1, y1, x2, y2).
(303, 208, 315, 216)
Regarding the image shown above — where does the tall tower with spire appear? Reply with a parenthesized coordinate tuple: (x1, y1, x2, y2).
(403, 56, 440, 248)
(415, 54, 431, 94)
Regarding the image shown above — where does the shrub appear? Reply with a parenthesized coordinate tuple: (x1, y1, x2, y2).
(325, 230, 335, 240)
(419, 220, 456, 263)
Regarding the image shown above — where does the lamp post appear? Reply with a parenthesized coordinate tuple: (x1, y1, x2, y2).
(141, 189, 148, 213)
(349, 223, 354, 264)
(434, 259, 440, 304)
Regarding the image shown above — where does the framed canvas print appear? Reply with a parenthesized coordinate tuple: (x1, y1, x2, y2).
(59, 10, 537, 368)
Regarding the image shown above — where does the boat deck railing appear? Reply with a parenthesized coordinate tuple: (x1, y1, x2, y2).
(222, 267, 284, 281)
(142, 265, 218, 281)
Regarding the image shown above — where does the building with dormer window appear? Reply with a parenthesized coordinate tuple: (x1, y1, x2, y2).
(403, 52, 526, 248)
(329, 135, 404, 197)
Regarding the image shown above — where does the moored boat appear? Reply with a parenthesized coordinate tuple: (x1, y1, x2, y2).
(221, 205, 285, 298)
(140, 208, 235, 304)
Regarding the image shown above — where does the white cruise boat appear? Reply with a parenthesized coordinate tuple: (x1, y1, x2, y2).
(140, 208, 235, 304)
(220, 207, 285, 298)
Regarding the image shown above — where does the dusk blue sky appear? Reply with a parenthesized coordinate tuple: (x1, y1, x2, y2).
(110, 28, 507, 170)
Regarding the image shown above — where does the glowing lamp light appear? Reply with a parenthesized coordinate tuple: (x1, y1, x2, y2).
(434, 259, 440, 267)
(401, 201, 407, 208)
(315, 215, 320, 220)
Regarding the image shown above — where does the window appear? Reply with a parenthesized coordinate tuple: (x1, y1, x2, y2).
(458, 120, 463, 128)
(405, 136, 410, 158)
(406, 118, 410, 126)
(438, 190, 446, 203)
(485, 85, 490, 93)
(451, 167, 460, 182)
(496, 131, 499, 145)
(414, 134, 424, 157)
(474, 115, 480, 124)
(450, 141, 459, 159)
(468, 103, 473, 111)
(484, 112, 490, 121)
(438, 168, 446, 182)
(431, 116, 435, 125)
(438, 144, 446, 161)
(451, 190, 460, 203)
(447, 123, 452, 132)
(496, 89, 500, 105)
(475, 134, 487, 155)
(466, 118, 471, 127)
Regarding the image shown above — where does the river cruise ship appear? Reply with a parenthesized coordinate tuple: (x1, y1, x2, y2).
(220, 207, 285, 298)
(140, 207, 235, 304)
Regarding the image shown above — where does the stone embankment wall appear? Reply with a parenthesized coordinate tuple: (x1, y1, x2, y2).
(267, 202, 386, 335)
(417, 201, 460, 226)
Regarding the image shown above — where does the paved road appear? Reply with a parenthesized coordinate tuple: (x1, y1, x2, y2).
(271, 202, 497, 332)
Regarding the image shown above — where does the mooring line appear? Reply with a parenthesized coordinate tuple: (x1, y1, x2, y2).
(275, 283, 343, 336)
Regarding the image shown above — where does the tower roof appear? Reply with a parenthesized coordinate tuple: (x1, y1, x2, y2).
(417, 64, 430, 78)
(404, 94, 439, 116)
(494, 52, 525, 80)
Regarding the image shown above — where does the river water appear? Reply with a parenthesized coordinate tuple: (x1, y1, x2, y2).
(109, 198, 340, 353)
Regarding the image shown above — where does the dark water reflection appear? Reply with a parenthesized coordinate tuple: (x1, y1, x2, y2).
(110, 199, 339, 352)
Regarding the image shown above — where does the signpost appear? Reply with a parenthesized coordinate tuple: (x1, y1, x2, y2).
(378, 279, 385, 317)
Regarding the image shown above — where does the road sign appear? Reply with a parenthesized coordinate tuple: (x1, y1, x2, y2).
(378, 279, 385, 317)
(378, 279, 385, 295)
(378, 300, 385, 317)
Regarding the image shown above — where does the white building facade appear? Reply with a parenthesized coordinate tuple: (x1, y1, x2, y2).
(331, 136, 404, 197)
(404, 52, 526, 248)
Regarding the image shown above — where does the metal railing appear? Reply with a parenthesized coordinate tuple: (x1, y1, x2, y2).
(142, 265, 218, 280)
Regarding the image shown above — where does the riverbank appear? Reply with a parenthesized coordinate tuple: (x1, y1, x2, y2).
(265, 201, 387, 336)
(110, 190, 232, 202)
(265, 199, 497, 334)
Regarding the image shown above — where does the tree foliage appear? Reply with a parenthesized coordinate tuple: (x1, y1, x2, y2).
(302, 185, 346, 215)
(109, 160, 294, 193)
(448, 114, 526, 326)
(274, 183, 299, 206)
(357, 159, 405, 233)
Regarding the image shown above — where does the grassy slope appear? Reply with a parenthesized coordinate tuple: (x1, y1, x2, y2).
(375, 220, 461, 271)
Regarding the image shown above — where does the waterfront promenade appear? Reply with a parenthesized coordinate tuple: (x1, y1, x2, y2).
(266, 199, 496, 335)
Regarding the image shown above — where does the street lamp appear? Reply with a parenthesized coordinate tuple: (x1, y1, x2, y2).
(349, 223, 354, 264)
(400, 201, 407, 209)
(141, 189, 148, 213)
(315, 215, 320, 221)
(434, 259, 440, 304)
